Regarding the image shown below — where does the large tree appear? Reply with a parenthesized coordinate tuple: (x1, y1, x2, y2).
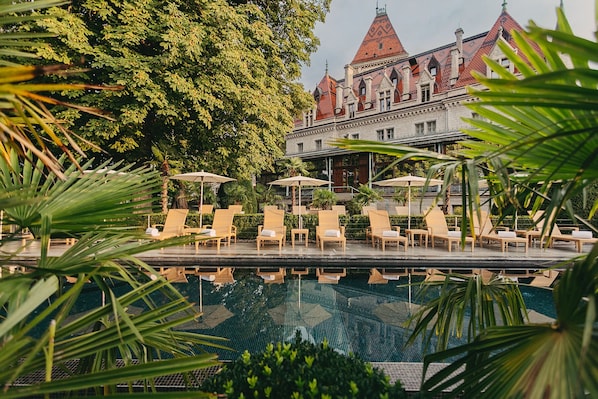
(37, 0, 329, 178)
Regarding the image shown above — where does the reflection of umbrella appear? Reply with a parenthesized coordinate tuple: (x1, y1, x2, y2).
(373, 301, 419, 327)
(171, 171, 235, 227)
(174, 304, 234, 330)
(269, 302, 331, 328)
(269, 175, 329, 229)
(374, 175, 443, 229)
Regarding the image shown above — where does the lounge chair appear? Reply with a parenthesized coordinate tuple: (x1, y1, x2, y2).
(332, 205, 347, 215)
(545, 224, 598, 252)
(257, 267, 286, 284)
(147, 209, 189, 240)
(262, 205, 279, 212)
(361, 205, 377, 215)
(315, 210, 346, 251)
(474, 210, 528, 252)
(316, 268, 346, 284)
(394, 206, 409, 215)
(292, 205, 307, 215)
(368, 209, 408, 251)
(195, 208, 235, 251)
(227, 205, 243, 214)
(199, 204, 214, 214)
(256, 208, 286, 251)
(425, 208, 474, 252)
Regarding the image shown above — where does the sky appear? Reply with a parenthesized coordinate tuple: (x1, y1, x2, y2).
(299, 0, 596, 89)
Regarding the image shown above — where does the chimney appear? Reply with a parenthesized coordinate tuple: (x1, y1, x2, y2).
(401, 64, 411, 100)
(335, 83, 343, 112)
(365, 76, 372, 106)
(450, 48, 459, 85)
(344, 64, 354, 98)
(455, 27, 464, 54)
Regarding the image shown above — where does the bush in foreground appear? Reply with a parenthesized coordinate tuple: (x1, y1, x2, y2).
(202, 333, 406, 399)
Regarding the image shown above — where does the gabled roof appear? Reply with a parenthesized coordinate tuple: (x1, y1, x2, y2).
(455, 10, 532, 87)
(314, 73, 337, 120)
(351, 9, 408, 65)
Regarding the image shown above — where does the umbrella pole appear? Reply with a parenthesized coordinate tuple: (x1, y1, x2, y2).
(407, 184, 411, 230)
(298, 275, 301, 310)
(408, 273, 412, 311)
(199, 181, 204, 228)
(298, 185, 303, 231)
(199, 277, 203, 313)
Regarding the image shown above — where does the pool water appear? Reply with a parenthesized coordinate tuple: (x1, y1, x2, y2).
(150, 268, 557, 362)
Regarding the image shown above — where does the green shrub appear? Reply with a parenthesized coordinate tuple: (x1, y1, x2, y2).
(201, 334, 406, 399)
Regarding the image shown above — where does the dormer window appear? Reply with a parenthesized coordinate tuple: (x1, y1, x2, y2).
(379, 90, 391, 112)
(348, 103, 356, 119)
(304, 109, 314, 127)
(429, 66, 437, 76)
(359, 80, 366, 96)
(421, 84, 431, 103)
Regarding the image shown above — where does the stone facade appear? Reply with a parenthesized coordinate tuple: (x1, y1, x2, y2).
(286, 5, 537, 191)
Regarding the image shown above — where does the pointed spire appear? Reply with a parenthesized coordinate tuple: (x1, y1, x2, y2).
(501, 1, 507, 11)
(325, 60, 328, 76)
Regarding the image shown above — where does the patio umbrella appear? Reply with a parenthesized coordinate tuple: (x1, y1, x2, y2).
(172, 304, 234, 330)
(373, 301, 420, 327)
(171, 171, 235, 227)
(374, 175, 443, 229)
(268, 175, 329, 229)
(268, 302, 331, 329)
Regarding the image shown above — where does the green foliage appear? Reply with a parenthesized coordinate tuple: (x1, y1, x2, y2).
(347, 184, 383, 215)
(220, 180, 257, 213)
(201, 334, 406, 399)
(0, 152, 226, 397)
(36, 0, 330, 178)
(311, 188, 337, 210)
(333, 8, 598, 399)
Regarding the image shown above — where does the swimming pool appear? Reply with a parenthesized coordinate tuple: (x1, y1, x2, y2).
(133, 267, 556, 362)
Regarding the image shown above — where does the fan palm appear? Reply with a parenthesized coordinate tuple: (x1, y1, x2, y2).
(335, 8, 598, 399)
(0, 151, 227, 398)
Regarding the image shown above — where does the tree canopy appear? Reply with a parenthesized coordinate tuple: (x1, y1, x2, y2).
(37, 0, 330, 178)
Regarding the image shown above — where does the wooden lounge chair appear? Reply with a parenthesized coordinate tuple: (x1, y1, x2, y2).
(331, 205, 347, 215)
(315, 210, 346, 251)
(361, 205, 377, 215)
(474, 210, 528, 252)
(292, 205, 307, 215)
(545, 224, 598, 253)
(316, 268, 346, 284)
(425, 208, 474, 252)
(256, 208, 286, 251)
(199, 204, 214, 214)
(147, 209, 189, 240)
(368, 209, 408, 251)
(195, 208, 235, 251)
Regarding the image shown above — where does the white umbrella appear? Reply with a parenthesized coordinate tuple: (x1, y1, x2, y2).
(374, 175, 443, 229)
(171, 171, 235, 227)
(268, 175, 329, 229)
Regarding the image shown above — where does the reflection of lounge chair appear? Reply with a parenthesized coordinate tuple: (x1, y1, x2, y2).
(368, 268, 409, 284)
(256, 209, 286, 251)
(474, 210, 528, 252)
(530, 269, 559, 287)
(196, 209, 235, 251)
(316, 268, 346, 284)
(257, 267, 285, 284)
(368, 210, 408, 251)
(148, 209, 189, 240)
(315, 210, 346, 251)
(194, 267, 235, 286)
(159, 267, 188, 283)
(425, 208, 474, 252)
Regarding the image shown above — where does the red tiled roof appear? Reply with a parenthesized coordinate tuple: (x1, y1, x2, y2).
(315, 73, 337, 120)
(352, 12, 408, 64)
(455, 10, 538, 87)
